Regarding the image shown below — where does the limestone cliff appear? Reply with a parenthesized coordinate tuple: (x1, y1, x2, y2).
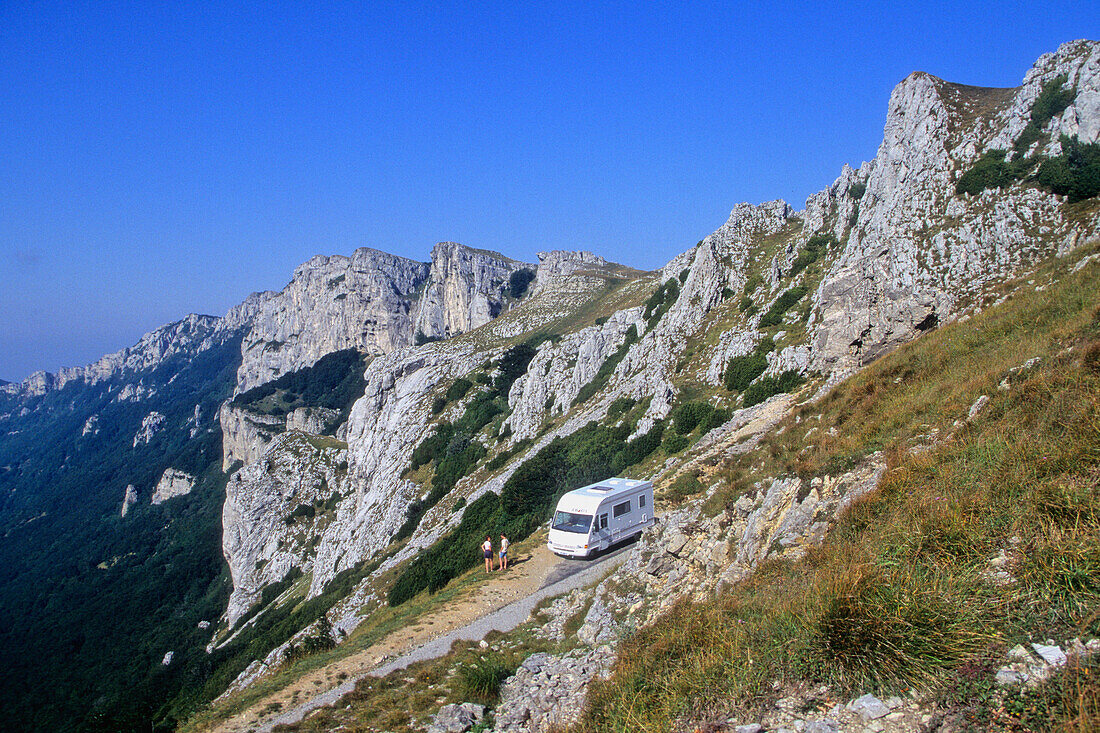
(412, 242, 534, 341)
(234, 248, 429, 393)
(808, 40, 1100, 375)
(222, 432, 348, 625)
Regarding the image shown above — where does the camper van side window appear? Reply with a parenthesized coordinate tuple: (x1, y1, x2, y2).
(639, 494, 646, 508)
(612, 501, 631, 518)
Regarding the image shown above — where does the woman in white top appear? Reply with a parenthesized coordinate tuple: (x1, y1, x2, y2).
(482, 536, 493, 573)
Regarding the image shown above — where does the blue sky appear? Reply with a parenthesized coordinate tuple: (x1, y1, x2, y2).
(0, 1, 1092, 382)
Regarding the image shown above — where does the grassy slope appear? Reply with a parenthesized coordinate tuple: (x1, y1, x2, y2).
(579, 246, 1100, 732)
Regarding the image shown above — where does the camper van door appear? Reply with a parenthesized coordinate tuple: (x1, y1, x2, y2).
(594, 512, 610, 550)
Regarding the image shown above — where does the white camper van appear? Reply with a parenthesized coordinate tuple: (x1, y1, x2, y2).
(547, 477, 655, 558)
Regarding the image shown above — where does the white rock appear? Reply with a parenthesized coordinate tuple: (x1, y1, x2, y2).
(151, 468, 195, 505)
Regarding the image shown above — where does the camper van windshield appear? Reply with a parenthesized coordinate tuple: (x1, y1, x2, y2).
(552, 511, 592, 534)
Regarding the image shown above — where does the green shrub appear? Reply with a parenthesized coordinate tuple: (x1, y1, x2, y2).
(663, 433, 689, 454)
(508, 268, 536, 299)
(742, 370, 804, 407)
(671, 401, 715, 435)
(611, 421, 665, 472)
(284, 503, 315, 524)
(700, 407, 731, 432)
(667, 472, 703, 503)
(1013, 122, 1042, 157)
(1037, 136, 1100, 202)
(955, 149, 1027, 195)
(644, 279, 681, 329)
(1014, 75, 1074, 158)
(231, 349, 368, 419)
(723, 338, 775, 392)
(848, 182, 867, 200)
(607, 396, 636, 419)
(456, 654, 513, 701)
(759, 287, 808, 328)
(485, 438, 532, 472)
(679, 268, 690, 284)
(415, 331, 443, 346)
(789, 234, 834, 279)
(738, 295, 754, 312)
(431, 396, 447, 415)
(446, 378, 473, 403)
(1031, 74, 1074, 127)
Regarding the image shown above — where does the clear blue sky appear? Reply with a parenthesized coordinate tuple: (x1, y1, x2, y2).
(0, 1, 1092, 382)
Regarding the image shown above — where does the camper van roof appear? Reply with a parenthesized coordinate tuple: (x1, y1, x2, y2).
(555, 477, 652, 513)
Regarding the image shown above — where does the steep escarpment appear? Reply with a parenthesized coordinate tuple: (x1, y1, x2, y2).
(412, 242, 534, 341)
(234, 248, 429, 393)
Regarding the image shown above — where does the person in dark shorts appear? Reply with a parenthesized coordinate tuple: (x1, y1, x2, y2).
(482, 535, 493, 573)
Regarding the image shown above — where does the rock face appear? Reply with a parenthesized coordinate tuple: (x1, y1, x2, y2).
(81, 414, 100, 436)
(221, 433, 348, 625)
(412, 242, 533, 341)
(231, 243, 533, 394)
(151, 468, 196, 505)
(808, 40, 1100, 376)
(120, 485, 138, 517)
(235, 248, 429, 393)
(132, 411, 166, 447)
(220, 402, 286, 471)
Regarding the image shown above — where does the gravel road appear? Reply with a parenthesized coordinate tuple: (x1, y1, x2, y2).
(258, 543, 632, 732)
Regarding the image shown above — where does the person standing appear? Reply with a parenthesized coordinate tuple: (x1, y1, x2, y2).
(498, 533, 509, 571)
(483, 535, 493, 573)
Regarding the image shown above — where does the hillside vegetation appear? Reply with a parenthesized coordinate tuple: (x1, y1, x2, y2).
(580, 248, 1100, 731)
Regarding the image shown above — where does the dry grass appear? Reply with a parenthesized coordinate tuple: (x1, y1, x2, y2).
(577, 251, 1100, 732)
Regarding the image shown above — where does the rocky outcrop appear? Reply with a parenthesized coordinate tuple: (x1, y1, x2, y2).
(132, 411, 166, 447)
(82, 414, 100, 437)
(120, 484, 138, 517)
(220, 402, 286, 471)
(412, 242, 533, 341)
(235, 248, 430, 393)
(505, 308, 646, 440)
(285, 406, 341, 435)
(809, 41, 1100, 376)
(491, 648, 614, 733)
(306, 342, 488, 595)
(152, 468, 196, 505)
(222, 433, 348, 625)
(530, 250, 609, 295)
(427, 702, 486, 733)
